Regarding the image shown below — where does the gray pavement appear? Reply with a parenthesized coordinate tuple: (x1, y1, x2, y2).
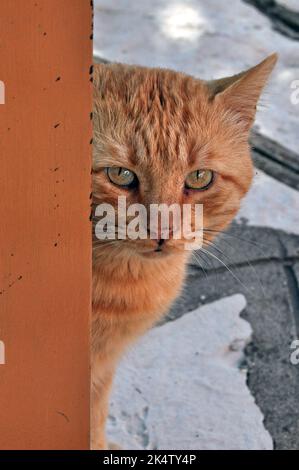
(168, 224, 299, 449)
(245, 0, 299, 40)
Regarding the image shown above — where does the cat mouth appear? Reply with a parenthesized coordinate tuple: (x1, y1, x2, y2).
(136, 238, 185, 258)
(141, 250, 169, 259)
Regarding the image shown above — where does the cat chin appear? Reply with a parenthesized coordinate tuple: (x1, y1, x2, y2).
(139, 249, 171, 259)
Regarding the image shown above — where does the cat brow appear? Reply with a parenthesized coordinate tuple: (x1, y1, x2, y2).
(188, 142, 211, 167)
(93, 154, 131, 169)
(93, 142, 132, 170)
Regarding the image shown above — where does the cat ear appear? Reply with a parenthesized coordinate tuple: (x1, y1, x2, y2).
(206, 54, 278, 129)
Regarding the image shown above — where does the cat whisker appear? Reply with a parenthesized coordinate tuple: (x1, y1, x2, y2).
(204, 237, 266, 298)
(192, 251, 209, 279)
(196, 246, 216, 271)
(203, 228, 266, 250)
(200, 247, 252, 295)
(203, 238, 228, 259)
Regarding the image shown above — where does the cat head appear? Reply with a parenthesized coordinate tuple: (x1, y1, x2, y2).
(92, 55, 277, 259)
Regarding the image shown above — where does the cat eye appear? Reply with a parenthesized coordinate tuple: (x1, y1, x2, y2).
(106, 167, 138, 188)
(185, 169, 214, 190)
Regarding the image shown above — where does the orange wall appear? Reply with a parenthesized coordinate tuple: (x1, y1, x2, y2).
(0, 0, 92, 449)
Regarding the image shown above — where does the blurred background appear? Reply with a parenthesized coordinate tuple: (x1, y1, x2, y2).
(93, 0, 299, 450)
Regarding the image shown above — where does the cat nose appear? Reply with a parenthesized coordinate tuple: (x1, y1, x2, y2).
(147, 228, 173, 240)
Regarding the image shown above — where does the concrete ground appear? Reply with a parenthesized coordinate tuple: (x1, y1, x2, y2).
(93, 0, 299, 450)
(172, 224, 299, 449)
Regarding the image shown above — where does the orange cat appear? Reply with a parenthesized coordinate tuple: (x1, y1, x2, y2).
(91, 54, 277, 449)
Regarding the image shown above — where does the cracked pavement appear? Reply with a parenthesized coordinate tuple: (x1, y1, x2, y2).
(172, 224, 299, 449)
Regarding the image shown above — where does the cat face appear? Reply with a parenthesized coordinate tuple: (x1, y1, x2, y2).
(92, 56, 277, 258)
